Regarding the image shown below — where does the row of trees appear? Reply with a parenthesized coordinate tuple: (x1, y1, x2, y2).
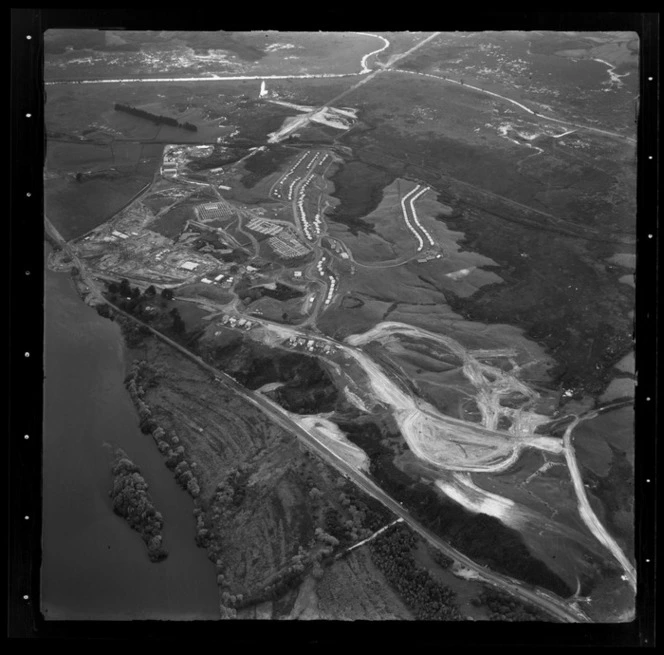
(472, 588, 550, 622)
(106, 280, 184, 342)
(114, 103, 197, 131)
(235, 567, 305, 611)
(107, 446, 168, 563)
(369, 524, 463, 621)
(125, 361, 202, 501)
(110, 279, 174, 303)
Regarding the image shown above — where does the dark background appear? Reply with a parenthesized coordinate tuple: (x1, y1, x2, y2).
(8, 8, 658, 645)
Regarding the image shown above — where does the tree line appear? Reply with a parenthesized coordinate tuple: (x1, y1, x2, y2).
(369, 524, 463, 621)
(110, 278, 174, 305)
(105, 279, 185, 347)
(471, 587, 551, 622)
(114, 103, 198, 132)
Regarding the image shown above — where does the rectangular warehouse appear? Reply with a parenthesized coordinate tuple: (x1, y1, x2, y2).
(197, 202, 236, 222)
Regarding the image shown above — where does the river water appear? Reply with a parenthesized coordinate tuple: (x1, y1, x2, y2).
(42, 245, 220, 620)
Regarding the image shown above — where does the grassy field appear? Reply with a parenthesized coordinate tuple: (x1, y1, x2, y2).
(45, 173, 153, 241)
(45, 118, 163, 241)
(176, 284, 234, 305)
(239, 32, 388, 75)
(264, 76, 361, 106)
(44, 29, 266, 60)
(147, 203, 194, 239)
(319, 294, 394, 340)
(46, 141, 142, 172)
(327, 176, 505, 299)
(246, 296, 305, 324)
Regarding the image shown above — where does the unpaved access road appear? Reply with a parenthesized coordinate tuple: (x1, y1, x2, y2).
(563, 417, 637, 590)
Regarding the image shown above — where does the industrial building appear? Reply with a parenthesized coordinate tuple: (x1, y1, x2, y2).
(247, 216, 283, 235)
(268, 231, 309, 258)
(197, 202, 236, 222)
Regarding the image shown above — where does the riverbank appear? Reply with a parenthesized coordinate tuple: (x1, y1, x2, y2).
(42, 242, 220, 620)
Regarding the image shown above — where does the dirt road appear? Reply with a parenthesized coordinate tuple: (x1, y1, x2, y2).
(563, 417, 637, 590)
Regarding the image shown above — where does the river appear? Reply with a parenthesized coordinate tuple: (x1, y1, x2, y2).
(42, 245, 220, 620)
